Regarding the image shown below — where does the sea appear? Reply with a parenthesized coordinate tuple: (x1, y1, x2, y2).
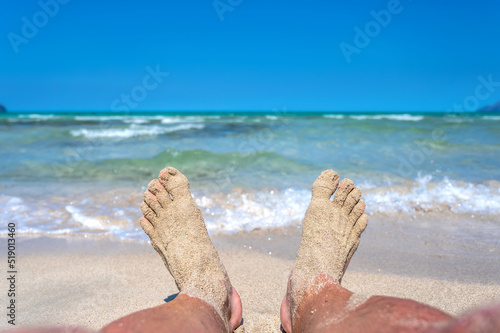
(1, 111, 499, 246)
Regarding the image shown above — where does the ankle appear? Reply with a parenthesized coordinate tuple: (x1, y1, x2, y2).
(293, 283, 353, 333)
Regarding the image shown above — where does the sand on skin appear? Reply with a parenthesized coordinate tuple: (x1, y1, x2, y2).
(3, 237, 500, 333)
(140, 171, 233, 329)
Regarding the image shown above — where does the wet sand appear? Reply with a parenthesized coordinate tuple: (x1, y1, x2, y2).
(3, 222, 500, 333)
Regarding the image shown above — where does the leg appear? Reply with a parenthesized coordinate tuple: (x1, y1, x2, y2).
(438, 302, 500, 333)
(102, 167, 242, 333)
(101, 294, 234, 333)
(280, 170, 453, 333)
(1, 329, 95, 333)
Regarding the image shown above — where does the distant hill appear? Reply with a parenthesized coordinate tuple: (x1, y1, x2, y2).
(0, 104, 6, 113)
(478, 101, 500, 112)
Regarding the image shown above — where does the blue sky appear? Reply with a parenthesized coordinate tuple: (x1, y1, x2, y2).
(1, 0, 499, 112)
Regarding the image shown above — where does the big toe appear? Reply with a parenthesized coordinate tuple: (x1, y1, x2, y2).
(158, 167, 191, 200)
(311, 169, 340, 200)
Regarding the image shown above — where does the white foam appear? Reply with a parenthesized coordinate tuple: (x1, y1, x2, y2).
(165, 123, 205, 132)
(25, 114, 56, 120)
(481, 116, 500, 120)
(350, 114, 424, 121)
(323, 115, 344, 119)
(3, 175, 499, 241)
(74, 116, 150, 124)
(9, 114, 57, 122)
(70, 123, 205, 139)
(0, 195, 29, 214)
(65, 205, 106, 229)
(159, 116, 205, 124)
(196, 188, 310, 234)
(123, 118, 149, 124)
(365, 175, 500, 214)
(75, 116, 124, 121)
(265, 115, 278, 120)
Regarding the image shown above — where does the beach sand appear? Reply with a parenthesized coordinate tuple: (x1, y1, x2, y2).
(4, 225, 500, 333)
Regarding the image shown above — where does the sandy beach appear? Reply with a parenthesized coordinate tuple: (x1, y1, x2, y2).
(3, 219, 500, 333)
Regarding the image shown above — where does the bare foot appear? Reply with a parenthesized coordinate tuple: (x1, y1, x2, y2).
(280, 170, 368, 332)
(140, 167, 242, 332)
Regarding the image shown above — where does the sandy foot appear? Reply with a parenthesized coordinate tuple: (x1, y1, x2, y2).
(140, 167, 241, 331)
(281, 169, 368, 329)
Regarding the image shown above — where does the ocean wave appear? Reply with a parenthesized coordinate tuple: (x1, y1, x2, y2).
(481, 116, 500, 120)
(122, 118, 150, 124)
(65, 205, 108, 230)
(202, 179, 500, 231)
(159, 116, 205, 124)
(365, 175, 500, 214)
(70, 123, 205, 139)
(21, 114, 57, 120)
(73, 115, 211, 125)
(350, 114, 424, 121)
(323, 115, 344, 119)
(74, 116, 130, 121)
(2, 176, 499, 241)
(0, 188, 309, 239)
(74, 115, 150, 124)
(0, 193, 147, 241)
(6, 114, 59, 122)
(442, 115, 474, 123)
(6, 149, 311, 183)
(197, 188, 310, 233)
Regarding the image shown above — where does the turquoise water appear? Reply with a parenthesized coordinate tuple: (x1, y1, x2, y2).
(1, 112, 499, 240)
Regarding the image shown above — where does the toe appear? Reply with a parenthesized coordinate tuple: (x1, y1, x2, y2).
(333, 178, 355, 206)
(344, 187, 362, 213)
(352, 213, 368, 238)
(141, 201, 157, 224)
(139, 217, 155, 238)
(346, 214, 368, 261)
(158, 167, 191, 200)
(346, 237, 361, 264)
(311, 169, 340, 200)
(148, 179, 172, 206)
(143, 190, 162, 213)
(349, 199, 366, 222)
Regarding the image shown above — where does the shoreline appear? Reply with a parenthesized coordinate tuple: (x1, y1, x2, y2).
(2, 233, 499, 332)
(9, 211, 500, 282)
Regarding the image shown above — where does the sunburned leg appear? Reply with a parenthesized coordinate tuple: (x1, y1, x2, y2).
(101, 294, 232, 333)
(103, 167, 242, 333)
(280, 170, 453, 333)
(291, 285, 452, 333)
(4, 295, 234, 333)
(437, 303, 500, 333)
(2, 328, 95, 333)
